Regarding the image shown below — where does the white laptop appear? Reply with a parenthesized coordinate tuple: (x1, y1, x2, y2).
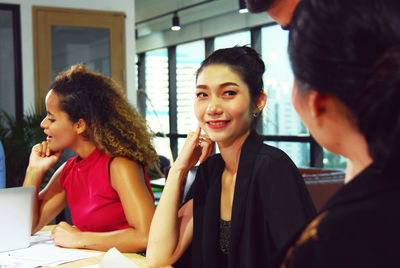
(0, 186, 35, 252)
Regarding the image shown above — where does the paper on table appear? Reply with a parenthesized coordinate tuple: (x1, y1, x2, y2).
(97, 248, 139, 268)
(0, 242, 101, 268)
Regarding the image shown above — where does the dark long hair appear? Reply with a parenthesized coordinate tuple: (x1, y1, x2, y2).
(289, 0, 400, 169)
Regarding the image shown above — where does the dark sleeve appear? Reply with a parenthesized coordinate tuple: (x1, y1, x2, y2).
(284, 233, 355, 268)
(284, 239, 325, 268)
(261, 154, 317, 250)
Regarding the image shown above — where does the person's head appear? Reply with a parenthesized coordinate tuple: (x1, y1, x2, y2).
(194, 46, 267, 144)
(41, 64, 159, 169)
(289, 0, 400, 169)
(245, 0, 300, 28)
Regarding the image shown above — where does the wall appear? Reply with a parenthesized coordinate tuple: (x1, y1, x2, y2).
(0, 0, 137, 109)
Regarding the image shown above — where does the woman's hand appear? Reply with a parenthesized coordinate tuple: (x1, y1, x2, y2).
(28, 141, 63, 173)
(51, 221, 83, 249)
(172, 125, 214, 173)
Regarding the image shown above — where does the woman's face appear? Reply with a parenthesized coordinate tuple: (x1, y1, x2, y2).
(291, 79, 309, 126)
(40, 90, 79, 152)
(194, 64, 254, 145)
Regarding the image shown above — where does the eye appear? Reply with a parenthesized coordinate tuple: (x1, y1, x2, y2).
(223, 90, 237, 96)
(49, 118, 56, 123)
(196, 92, 208, 98)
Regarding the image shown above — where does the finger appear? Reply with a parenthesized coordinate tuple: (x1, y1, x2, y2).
(195, 125, 201, 137)
(50, 227, 57, 239)
(33, 143, 43, 156)
(46, 142, 51, 157)
(190, 125, 202, 144)
(204, 139, 215, 158)
(199, 139, 214, 163)
(186, 126, 202, 149)
(41, 141, 48, 157)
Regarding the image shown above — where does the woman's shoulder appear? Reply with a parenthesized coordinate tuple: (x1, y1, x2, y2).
(253, 143, 298, 171)
(109, 156, 142, 177)
(258, 142, 291, 158)
(284, 205, 400, 267)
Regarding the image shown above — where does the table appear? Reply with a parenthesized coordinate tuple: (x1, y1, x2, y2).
(40, 225, 149, 268)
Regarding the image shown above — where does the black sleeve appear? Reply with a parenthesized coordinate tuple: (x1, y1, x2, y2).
(261, 154, 317, 250)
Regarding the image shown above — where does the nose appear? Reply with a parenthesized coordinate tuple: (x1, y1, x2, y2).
(206, 96, 222, 115)
(40, 116, 48, 129)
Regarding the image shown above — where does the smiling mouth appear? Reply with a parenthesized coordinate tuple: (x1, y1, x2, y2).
(206, 120, 230, 129)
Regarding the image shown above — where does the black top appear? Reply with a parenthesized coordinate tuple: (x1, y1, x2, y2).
(279, 163, 400, 268)
(175, 131, 316, 268)
(219, 219, 231, 255)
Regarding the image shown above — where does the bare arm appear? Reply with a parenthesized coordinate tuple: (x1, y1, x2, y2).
(146, 126, 214, 267)
(23, 142, 67, 233)
(51, 157, 156, 253)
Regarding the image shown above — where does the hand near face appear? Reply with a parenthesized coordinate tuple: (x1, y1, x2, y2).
(51, 221, 82, 248)
(28, 141, 63, 173)
(173, 125, 214, 172)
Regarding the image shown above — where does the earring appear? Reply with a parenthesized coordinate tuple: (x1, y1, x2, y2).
(253, 107, 261, 118)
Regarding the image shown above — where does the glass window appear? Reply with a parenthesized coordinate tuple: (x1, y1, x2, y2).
(176, 40, 205, 135)
(153, 136, 173, 164)
(261, 25, 305, 136)
(0, 9, 16, 119)
(144, 48, 170, 134)
(51, 26, 110, 79)
(215, 31, 251, 50)
(145, 49, 170, 157)
(264, 141, 310, 168)
(261, 25, 310, 167)
(323, 149, 347, 170)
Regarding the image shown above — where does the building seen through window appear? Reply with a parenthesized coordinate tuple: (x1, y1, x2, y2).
(144, 48, 171, 160)
(176, 40, 205, 153)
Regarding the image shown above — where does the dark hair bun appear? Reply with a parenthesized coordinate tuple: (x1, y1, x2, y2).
(358, 45, 400, 168)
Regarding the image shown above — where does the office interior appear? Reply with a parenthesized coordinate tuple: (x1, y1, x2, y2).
(0, 0, 346, 205)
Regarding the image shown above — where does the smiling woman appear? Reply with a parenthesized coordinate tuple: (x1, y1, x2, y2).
(146, 46, 316, 268)
(23, 64, 159, 253)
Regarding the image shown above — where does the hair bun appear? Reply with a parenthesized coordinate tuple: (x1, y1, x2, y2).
(358, 45, 400, 168)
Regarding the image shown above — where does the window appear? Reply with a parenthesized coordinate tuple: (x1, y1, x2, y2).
(33, 7, 125, 107)
(215, 31, 251, 50)
(0, 4, 22, 120)
(144, 48, 171, 159)
(261, 25, 305, 136)
(261, 25, 310, 167)
(176, 40, 205, 153)
(323, 149, 347, 170)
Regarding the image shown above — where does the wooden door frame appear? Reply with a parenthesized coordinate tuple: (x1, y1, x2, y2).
(32, 6, 126, 109)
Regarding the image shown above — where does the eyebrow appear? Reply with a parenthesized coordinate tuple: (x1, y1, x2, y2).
(196, 82, 240, 89)
(47, 111, 54, 116)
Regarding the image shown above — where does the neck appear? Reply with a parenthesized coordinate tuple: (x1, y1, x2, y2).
(218, 130, 250, 175)
(341, 132, 373, 184)
(71, 140, 97, 159)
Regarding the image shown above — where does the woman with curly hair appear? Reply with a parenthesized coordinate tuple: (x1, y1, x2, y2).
(23, 64, 159, 253)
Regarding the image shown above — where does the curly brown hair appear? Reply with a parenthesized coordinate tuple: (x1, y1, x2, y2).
(49, 64, 159, 170)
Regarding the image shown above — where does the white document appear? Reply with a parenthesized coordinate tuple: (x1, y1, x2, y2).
(98, 247, 139, 268)
(0, 239, 101, 268)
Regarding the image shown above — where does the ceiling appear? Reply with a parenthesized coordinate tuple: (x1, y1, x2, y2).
(135, 0, 240, 37)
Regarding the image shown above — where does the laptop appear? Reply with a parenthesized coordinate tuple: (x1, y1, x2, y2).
(0, 186, 35, 252)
